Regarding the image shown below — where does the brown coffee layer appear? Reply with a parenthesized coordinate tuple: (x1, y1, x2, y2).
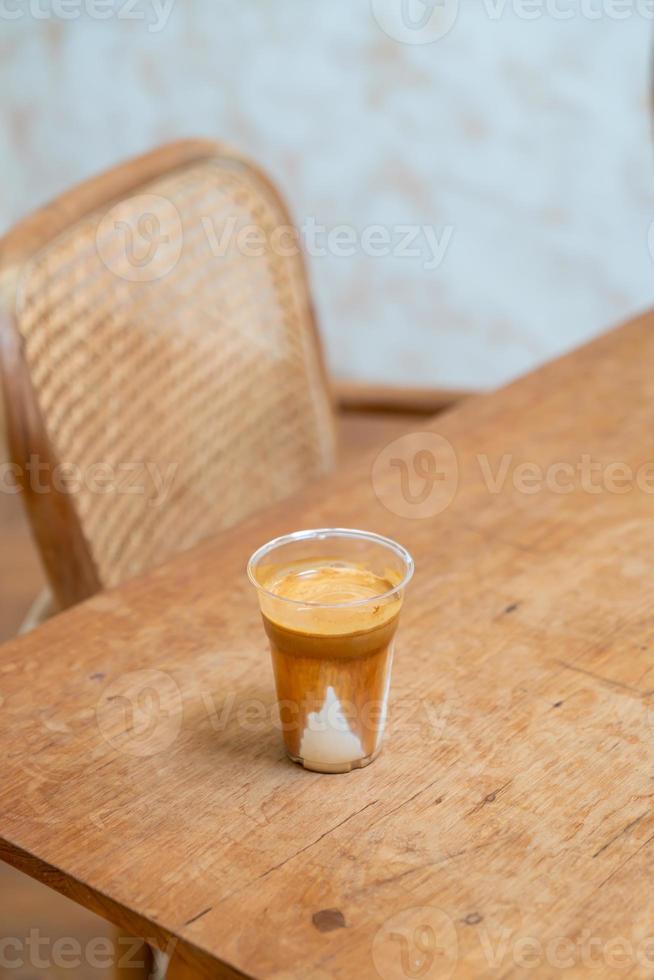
(263, 612, 400, 761)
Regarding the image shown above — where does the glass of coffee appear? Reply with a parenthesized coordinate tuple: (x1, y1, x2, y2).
(247, 528, 414, 773)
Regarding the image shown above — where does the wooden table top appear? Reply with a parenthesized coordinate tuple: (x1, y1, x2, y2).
(3, 313, 654, 979)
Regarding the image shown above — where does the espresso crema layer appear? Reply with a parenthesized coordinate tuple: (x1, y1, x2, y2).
(257, 559, 402, 635)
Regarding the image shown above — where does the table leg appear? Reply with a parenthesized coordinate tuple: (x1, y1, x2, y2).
(166, 950, 201, 979)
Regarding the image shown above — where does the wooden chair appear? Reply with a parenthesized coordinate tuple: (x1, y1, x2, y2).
(0, 139, 338, 614)
(0, 138, 466, 618)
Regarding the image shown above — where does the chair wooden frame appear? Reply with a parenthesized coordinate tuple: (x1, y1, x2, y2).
(333, 380, 469, 416)
(0, 313, 100, 609)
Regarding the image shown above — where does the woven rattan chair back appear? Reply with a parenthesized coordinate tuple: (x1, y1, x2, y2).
(0, 140, 336, 609)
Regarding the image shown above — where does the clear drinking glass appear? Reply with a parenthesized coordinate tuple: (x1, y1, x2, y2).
(247, 528, 414, 773)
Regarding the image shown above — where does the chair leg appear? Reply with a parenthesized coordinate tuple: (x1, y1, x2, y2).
(19, 587, 56, 634)
(148, 946, 170, 979)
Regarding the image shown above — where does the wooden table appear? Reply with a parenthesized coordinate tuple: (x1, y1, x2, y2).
(2, 314, 654, 979)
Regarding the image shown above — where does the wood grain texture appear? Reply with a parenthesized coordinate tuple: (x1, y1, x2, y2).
(1, 313, 654, 978)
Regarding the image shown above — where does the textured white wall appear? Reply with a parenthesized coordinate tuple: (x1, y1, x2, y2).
(1, 1, 653, 388)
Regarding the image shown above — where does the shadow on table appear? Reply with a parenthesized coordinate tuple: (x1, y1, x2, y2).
(182, 682, 292, 771)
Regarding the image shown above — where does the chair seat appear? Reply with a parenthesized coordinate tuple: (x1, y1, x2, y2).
(336, 410, 419, 465)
